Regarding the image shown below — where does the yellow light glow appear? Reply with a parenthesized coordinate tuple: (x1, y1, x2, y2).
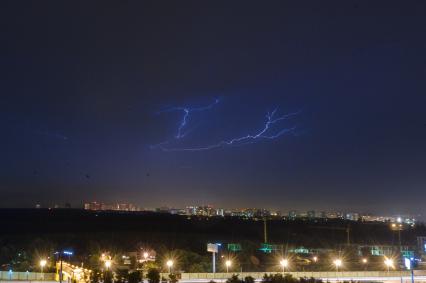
(280, 259, 289, 267)
(105, 260, 112, 269)
(333, 259, 342, 267)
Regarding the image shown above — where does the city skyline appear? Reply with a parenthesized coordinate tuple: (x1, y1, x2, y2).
(32, 200, 419, 222)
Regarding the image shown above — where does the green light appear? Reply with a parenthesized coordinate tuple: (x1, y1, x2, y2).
(227, 243, 242, 252)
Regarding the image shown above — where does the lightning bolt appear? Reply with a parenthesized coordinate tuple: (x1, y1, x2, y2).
(152, 104, 299, 152)
(158, 98, 220, 139)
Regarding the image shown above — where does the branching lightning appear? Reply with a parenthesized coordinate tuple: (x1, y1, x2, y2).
(158, 98, 220, 139)
(151, 100, 299, 152)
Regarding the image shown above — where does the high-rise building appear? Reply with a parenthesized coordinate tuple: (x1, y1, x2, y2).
(307, 210, 316, 219)
(288, 211, 297, 219)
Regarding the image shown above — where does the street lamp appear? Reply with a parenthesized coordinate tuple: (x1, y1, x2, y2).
(225, 260, 232, 273)
(361, 258, 368, 270)
(143, 252, 149, 260)
(103, 259, 112, 283)
(333, 259, 342, 272)
(280, 259, 289, 273)
(105, 260, 112, 269)
(312, 256, 318, 263)
(166, 260, 174, 273)
(40, 260, 47, 281)
(384, 258, 394, 272)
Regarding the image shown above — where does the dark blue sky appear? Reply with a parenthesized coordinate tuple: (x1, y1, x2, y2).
(1, 1, 425, 218)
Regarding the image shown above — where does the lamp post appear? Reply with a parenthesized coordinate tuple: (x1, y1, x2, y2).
(361, 258, 368, 271)
(166, 260, 174, 274)
(333, 259, 342, 272)
(333, 259, 342, 283)
(280, 259, 289, 274)
(56, 250, 73, 283)
(105, 260, 112, 270)
(143, 252, 149, 261)
(384, 258, 394, 273)
(104, 259, 112, 283)
(225, 260, 232, 273)
(40, 259, 47, 281)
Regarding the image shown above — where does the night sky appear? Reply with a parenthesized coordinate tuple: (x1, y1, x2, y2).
(1, 1, 425, 218)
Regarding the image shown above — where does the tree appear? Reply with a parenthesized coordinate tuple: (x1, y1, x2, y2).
(129, 271, 142, 283)
(115, 269, 129, 283)
(169, 273, 179, 283)
(90, 270, 101, 283)
(300, 278, 322, 283)
(262, 274, 298, 283)
(226, 275, 243, 283)
(244, 276, 255, 283)
(147, 268, 160, 283)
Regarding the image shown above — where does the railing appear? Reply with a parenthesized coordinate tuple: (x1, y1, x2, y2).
(161, 270, 426, 280)
(0, 272, 55, 281)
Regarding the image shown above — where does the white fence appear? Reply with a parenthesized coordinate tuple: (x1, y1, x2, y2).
(0, 272, 55, 281)
(162, 270, 426, 280)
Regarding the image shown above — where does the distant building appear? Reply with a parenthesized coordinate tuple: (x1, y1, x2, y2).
(84, 201, 102, 210)
(345, 212, 359, 221)
(216, 208, 224, 216)
(307, 210, 316, 219)
(84, 201, 141, 211)
(288, 211, 297, 219)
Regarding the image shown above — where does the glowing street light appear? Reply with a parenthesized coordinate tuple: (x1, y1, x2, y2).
(280, 259, 289, 273)
(40, 260, 47, 281)
(104, 260, 112, 270)
(143, 252, 149, 260)
(225, 260, 232, 273)
(166, 260, 174, 273)
(333, 259, 342, 272)
(312, 256, 318, 263)
(384, 258, 394, 272)
(361, 258, 368, 270)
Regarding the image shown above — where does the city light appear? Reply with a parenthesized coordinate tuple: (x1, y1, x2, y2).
(166, 260, 174, 273)
(333, 259, 342, 271)
(280, 259, 289, 273)
(225, 260, 232, 273)
(143, 252, 149, 259)
(39, 259, 47, 281)
(362, 258, 368, 264)
(384, 258, 394, 272)
(104, 259, 112, 269)
(312, 256, 318, 263)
